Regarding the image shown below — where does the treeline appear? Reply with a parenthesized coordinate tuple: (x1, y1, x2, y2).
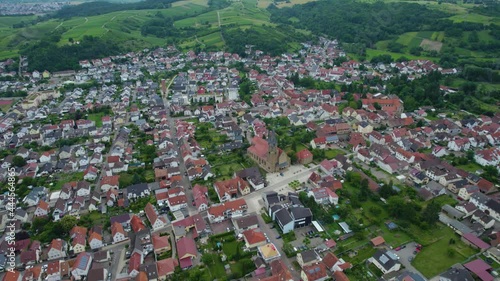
(51, 0, 177, 19)
(21, 35, 120, 72)
(268, 0, 447, 48)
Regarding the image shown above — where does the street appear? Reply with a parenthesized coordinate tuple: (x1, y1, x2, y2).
(161, 76, 198, 216)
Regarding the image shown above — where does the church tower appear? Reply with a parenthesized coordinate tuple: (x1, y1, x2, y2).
(267, 130, 279, 172)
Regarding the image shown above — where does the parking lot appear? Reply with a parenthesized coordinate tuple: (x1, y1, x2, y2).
(392, 242, 426, 278)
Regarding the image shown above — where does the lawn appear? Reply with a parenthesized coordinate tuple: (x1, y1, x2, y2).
(343, 244, 377, 265)
(325, 149, 345, 160)
(412, 226, 478, 278)
(457, 162, 484, 174)
(88, 112, 104, 127)
(222, 240, 243, 257)
(51, 172, 84, 190)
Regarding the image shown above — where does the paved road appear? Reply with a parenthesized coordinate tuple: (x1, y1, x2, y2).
(161, 76, 197, 216)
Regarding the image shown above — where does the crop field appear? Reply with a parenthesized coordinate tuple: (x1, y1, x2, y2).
(449, 13, 500, 25)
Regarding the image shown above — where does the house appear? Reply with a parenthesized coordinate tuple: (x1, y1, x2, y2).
(127, 183, 150, 200)
(47, 239, 67, 260)
(463, 259, 494, 281)
(128, 252, 142, 277)
(207, 198, 248, 223)
(458, 185, 480, 201)
(300, 263, 328, 281)
(322, 252, 351, 273)
(167, 195, 188, 212)
(156, 258, 178, 280)
(2, 271, 21, 281)
(296, 149, 313, 165)
(232, 214, 259, 234)
(242, 229, 267, 248)
(274, 208, 294, 234)
(88, 232, 103, 250)
(176, 237, 197, 269)
(368, 250, 401, 274)
(34, 200, 50, 217)
(145, 202, 167, 231)
(111, 222, 128, 243)
(258, 243, 281, 263)
(71, 252, 92, 280)
(297, 250, 321, 268)
(130, 215, 146, 233)
(235, 167, 266, 191)
(152, 233, 171, 256)
(439, 267, 474, 281)
(100, 175, 120, 192)
(45, 260, 61, 281)
(307, 188, 339, 205)
(192, 184, 209, 212)
(83, 165, 98, 181)
(214, 176, 250, 202)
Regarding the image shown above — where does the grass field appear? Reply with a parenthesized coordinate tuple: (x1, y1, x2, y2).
(412, 226, 478, 278)
(88, 112, 104, 127)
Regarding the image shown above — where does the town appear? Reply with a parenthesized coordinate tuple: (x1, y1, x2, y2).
(0, 37, 498, 281)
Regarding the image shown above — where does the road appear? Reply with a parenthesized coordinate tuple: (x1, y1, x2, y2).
(100, 240, 130, 278)
(161, 76, 197, 216)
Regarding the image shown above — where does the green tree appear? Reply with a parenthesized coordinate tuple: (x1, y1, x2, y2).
(60, 215, 78, 234)
(422, 201, 440, 225)
(12, 156, 27, 167)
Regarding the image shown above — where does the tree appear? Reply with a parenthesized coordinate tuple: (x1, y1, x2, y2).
(60, 215, 77, 234)
(379, 184, 395, 199)
(12, 156, 26, 167)
(422, 201, 440, 225)
(483, 165, 499, 183)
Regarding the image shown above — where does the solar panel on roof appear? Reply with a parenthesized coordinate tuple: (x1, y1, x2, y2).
(79, 255, 89, 268)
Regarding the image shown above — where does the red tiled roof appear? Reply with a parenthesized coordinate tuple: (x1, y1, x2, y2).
(243, 229, 266, 246)
(176, 237, 197, 260)
(157, 258, 178, 277)
(297, 149, 313, 160)
(130, 215, 146, 233)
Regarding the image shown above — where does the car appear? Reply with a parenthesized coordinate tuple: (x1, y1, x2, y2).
(401, 245, 406, 249)
(485, 258, 494, 265)
(408, 257, 413, 262)
(276, 235, 281, 239)
(413, 250, 417, 254)
(270, 225, 275, 229)
(395, 247, 401, 251)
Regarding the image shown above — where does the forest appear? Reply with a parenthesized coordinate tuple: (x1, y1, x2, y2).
(268, 1, 447, 48)
(50, 0, 178, 19)
(21, 35, 121, 72)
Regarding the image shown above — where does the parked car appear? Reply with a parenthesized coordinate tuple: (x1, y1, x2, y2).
(276, 235, 281, 239)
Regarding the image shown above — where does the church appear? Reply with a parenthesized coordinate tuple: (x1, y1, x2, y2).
(247, 131, 290, 173)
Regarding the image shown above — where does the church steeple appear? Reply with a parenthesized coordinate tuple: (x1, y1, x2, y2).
(268, 130, 277, 150)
